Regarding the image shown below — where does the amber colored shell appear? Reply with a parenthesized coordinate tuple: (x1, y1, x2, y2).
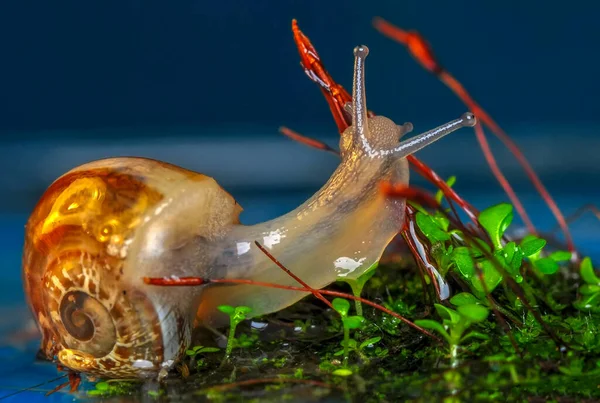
(22, 157, 239, 377)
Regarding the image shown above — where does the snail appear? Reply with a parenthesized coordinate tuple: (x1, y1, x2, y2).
(21, 45, 475, 379)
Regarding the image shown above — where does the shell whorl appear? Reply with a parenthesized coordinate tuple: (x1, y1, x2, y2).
(22, 157, 240, 378)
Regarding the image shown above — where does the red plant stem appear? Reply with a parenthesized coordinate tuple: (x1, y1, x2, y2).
(401, 206, 444, 300)
(279, 126, 339, 156)
(380, 182, 440, 210)
(472, 121, 535, 233)
(291, 20, 480, 227)
(407, 155, 479, 223)
(372, 16, 575, 253)
(253, 240, 334, 310)
(143, 276, 443, 344)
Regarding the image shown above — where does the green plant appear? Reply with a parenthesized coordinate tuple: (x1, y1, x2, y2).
(415, 293, 489, 367)
(574, 257, 600, 312)
(217, 304, 252, 358)
(186, 345, 220, 369)
(415, 203, 570, 299)
(331, 298, 365, 366)
(87, 380, 136, 397)
(338, 262, 379, 316)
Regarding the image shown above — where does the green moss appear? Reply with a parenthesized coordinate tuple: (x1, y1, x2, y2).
(81, 201, 600, 402)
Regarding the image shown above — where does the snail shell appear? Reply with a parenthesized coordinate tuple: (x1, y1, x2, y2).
(22, 157, 241, 378)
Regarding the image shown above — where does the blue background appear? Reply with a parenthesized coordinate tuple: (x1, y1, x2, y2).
(0, 1, 598, 400)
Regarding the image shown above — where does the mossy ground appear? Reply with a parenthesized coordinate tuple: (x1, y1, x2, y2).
(81, 246, 600, 403)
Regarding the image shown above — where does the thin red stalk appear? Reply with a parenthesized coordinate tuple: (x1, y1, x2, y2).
(290, 20, 479, 226)
(143, 276, 443, 343)
(472, 121, 535, 232)
(254, 240, 334, 310)
(441, 71, 574, 252)
(401, 206, 445, 300)
(279, 126, 339, 156)
(380, 182, 439, 210)
(373, 16, 575, 253)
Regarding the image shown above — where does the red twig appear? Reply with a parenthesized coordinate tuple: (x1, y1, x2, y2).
(143, 276, 443, 344)
(290, 20, 480, 226)
(279, 126, 339, 156)
(372, 16, 575, 253)
(254, 240, 335, 310)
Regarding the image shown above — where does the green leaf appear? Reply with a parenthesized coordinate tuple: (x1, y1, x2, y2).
(432, 211, 450, 232)
(457, 304, 490, 322)
(235, 306, 253, 315)
(435, 176, 456, 205)
(549, 250, 571, 262)
(414, 319, 450, 342)
(535, 257, 559, 275)
(199, 347, 220, 353)
(217, 305, 235, 315)
(416, 212, 451, 242)
(580, 257, 600, 285)
(450, 292, 480, 307)
(344, 315, 365, 329)
(359, 336, 382, 350)
(520, 237, 546, 257)
(478, 203, 513, 249)
(332, 368, 353, 377)
(95, 382, 109, 391)
(451, 247, 475, 279)
(332, 298, 350, 317)
(434, 304, 461, 325)
(460, 331, 489, 343)
(574, 293, 600, 311)
(503, 242, 524, 273)
(579, 284, 600, 295)
(471, 260, 503, 294)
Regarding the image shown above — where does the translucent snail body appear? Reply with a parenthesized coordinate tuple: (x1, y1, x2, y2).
(22, 45, 475, 378)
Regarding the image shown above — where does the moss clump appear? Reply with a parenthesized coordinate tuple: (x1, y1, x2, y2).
(83, 201, 600, 402)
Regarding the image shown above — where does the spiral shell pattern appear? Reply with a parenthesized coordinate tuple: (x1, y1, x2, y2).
(22, 157, 221, 378)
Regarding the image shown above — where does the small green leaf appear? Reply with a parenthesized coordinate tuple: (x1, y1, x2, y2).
(332, 368, 353, 377)
(434, 304, 461, 325)
(471, 260, 503, 294)
(414, 319, 450, 342)
(235, 306, 253, 315)
(332, 298, 350, 317)
(457, 304, 489, 322)
(217, 305, 235, 315)
(549, 250, 571, 262)
(451, 247, 475, 279)
(435, 176, 457, 204)
(95, 382, 109, 391)
(478, 203, 513, 249)
(535, 257, 559, 275)
(359, 336, 382, 350)
(574, 293, 600, 311)
(199, 347, 220, 353)
(580, 257, 600, 285)
(520, 237, 546, 257)
(450, 292, 480, 307)
(432, 211, 450, 232)
(344, 315, 365, 329)
(416, 212, 451, 242)
(460, 331, 489, 343)
(579, 284, 600, 295)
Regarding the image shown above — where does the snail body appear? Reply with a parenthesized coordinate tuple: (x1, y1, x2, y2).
(22, 46, 475, 378)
